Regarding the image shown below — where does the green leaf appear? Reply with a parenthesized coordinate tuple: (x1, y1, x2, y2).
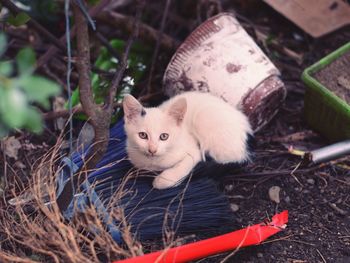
(20, 76, 60, 108)
(16, 47, 36, 75)
(0, 120, 9, 138)
(66, 38, 151, 122)
(0, 34, 6, 57)
(87, 0, 100, 5)
(24, 107, 43, 133)
(70, 89, 80, 108)
(0, 61, 13, 76)
(0, 88, 28, 128)
(7, 12, 31, 27)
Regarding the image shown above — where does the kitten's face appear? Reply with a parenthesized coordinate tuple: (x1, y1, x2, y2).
(123, 95, 186, 158)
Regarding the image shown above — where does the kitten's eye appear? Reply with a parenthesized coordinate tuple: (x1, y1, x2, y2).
(159, 133, 169, 141)
(138, 132, 148, 140)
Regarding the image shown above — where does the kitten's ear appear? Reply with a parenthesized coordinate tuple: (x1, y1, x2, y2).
(168, 98, 187, 125)
(123, 95, 145, 122)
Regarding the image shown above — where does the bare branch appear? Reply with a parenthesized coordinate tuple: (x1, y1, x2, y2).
(147, 0, 172, 94)
(43, 103, 121, 120)
(36, 0, 111, 70)
(107, 0, 144, 108)
(1, 0, 66, 52)
(97, 11, 180, 51)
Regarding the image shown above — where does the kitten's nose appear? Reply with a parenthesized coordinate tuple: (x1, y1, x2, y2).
(148, 142, 157, 155)
(148, 148, 157, 155)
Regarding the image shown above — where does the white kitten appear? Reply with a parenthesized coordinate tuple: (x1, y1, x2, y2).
(123, 91, 252, 189)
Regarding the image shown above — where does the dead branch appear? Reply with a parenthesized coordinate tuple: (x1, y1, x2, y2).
(42, 64, 67, 90)
(147, 2, 195, 32)
(48, 57, 80, 85)
(147, 0, 172, 94)
(107, 1, 143, 107)
(36, 0, 111, 70)
(97, 11, 180, 51)
(43, 102, 121, 120)
(1, 0, 66, 52)
(43, 106, 83, 120)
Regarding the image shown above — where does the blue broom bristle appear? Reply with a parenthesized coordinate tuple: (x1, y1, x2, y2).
(61, 120, 235, 242)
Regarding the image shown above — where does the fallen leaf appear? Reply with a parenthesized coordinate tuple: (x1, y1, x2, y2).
(2, 136, 21, 160)
(53, 96, 66, 131)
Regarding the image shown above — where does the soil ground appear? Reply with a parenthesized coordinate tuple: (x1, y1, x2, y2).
(313, 50, 350, 104)
(197, 2, 350, 262)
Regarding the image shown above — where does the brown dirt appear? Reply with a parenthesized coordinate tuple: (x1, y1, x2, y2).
(200, 92, 350, 262)
(196, 2, 350, 262)
(313, 50, 350, 104)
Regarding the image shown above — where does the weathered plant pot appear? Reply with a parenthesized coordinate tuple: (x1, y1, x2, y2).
(302, 42, 350, 141)
(163, 13, 286, 132)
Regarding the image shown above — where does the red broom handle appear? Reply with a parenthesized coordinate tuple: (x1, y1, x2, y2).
(115, 210, 288, 263)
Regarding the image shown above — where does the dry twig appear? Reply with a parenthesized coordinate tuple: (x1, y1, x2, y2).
(97, 11, 180, 51)
(1, 0, 66, 52)
(36, 0, 111, 70)
(146, 0, 172, 94)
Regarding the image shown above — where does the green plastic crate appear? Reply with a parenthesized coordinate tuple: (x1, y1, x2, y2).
(302, 42, 350, 142)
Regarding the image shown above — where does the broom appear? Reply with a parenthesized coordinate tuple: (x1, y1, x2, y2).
(55, 120, 237, 243)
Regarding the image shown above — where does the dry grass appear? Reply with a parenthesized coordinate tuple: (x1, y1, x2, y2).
(0, 137, 143, 263)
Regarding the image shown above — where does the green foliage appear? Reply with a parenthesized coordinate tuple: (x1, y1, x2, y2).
(7, 12, 31, 27)
(16, 47, 35, 75)
(0, 34, 60, 137)
(13, 0, 59, 23)
(87, 0, 101, 5)
(70, 39, 151, 120)
(0, 34, 6, 57)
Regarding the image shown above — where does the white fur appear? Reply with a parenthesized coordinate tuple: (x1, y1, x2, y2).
(123, 91, 252, 189)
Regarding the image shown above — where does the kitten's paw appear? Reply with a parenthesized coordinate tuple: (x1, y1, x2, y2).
(153, 174, 177, 189)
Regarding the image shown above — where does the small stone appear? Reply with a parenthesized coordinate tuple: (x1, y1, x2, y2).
(268, 186, 281, 204)
(225, 184, 234, 191)
(14, 161, 26, 169)
(257, 253, 263, 258)
(284, 196, 291, 203)
(337, 75, 350, 90)
(230, 203, 239, 212)
(306, 178, 315, 185)
(231, 195, 245, 199)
